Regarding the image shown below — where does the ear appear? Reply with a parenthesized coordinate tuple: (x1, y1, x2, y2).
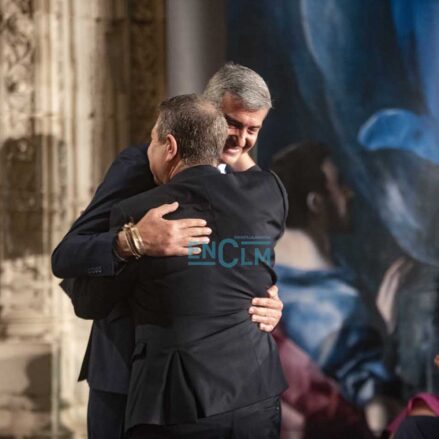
(306, 192, 324, 214)
(164, 133, 178, 162)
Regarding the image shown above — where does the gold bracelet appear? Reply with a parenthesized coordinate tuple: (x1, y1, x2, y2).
(130, 225, 145, 256)
(113, 230, 129, 261)
(127, 230, 142, 259)
(122, 223, 142, 259)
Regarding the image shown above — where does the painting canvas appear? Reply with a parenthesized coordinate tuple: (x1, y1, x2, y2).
(228, 0, 439, 434)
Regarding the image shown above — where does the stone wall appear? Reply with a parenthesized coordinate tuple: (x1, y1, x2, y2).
(0, 0, 165, 437)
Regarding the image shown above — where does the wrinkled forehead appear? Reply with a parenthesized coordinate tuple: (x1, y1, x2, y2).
(221, 94, 268, 127)
(220, 92, 252, 113)
(224, 112, 266, 129)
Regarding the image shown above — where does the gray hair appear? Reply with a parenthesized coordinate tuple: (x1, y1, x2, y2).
(157, 94, 228, 165)
(203, 62, 272, 111)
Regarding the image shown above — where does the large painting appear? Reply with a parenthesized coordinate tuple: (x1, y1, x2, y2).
(228, 0, 439, 436)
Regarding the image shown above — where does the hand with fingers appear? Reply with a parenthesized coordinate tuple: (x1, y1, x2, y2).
(116, 202, 212, 258)
(249, 284, 284, 333)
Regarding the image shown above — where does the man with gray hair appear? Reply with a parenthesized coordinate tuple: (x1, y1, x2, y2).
(52, 63, 282, 438)
(204, 62, 272, 110)
(72, 93, 287, 438)
(203, 62, 272, 171)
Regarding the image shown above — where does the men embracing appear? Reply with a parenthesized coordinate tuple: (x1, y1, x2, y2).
(52, 64, 285, 439)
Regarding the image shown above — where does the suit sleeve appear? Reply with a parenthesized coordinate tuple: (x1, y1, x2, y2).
(51, 145, 154, 278)
(70, 201, 150, 319)
(110, 203, 129, 230)
(67, 202, 142, 319)
(71, 262, 139, 319)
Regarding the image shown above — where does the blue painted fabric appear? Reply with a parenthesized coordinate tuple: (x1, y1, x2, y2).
(227, 0, 439, 267)
(276, 263, 393, 407)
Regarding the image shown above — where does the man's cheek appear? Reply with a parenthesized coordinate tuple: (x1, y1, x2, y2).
(244, 141, 255, 152)
(220, 149, 241, 165)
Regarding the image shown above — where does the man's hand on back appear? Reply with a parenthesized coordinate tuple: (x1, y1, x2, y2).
(249, 285, 283, 333)
(116, 202, 212, 258)
(115, 197, 283, 335)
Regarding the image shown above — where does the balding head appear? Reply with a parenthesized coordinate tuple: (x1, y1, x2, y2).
(156, 94, 228, 165)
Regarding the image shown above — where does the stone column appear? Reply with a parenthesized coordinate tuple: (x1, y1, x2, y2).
(0, 0, 57, 435)
(0, 0, 165, 437)
(128, 0, 166, 145)
(166, 0, 226, 96)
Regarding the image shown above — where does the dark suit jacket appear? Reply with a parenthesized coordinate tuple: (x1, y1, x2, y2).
(73, 165, 288, 428)
(51, 144, 154, 394)
(52, 144, 154, 278)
